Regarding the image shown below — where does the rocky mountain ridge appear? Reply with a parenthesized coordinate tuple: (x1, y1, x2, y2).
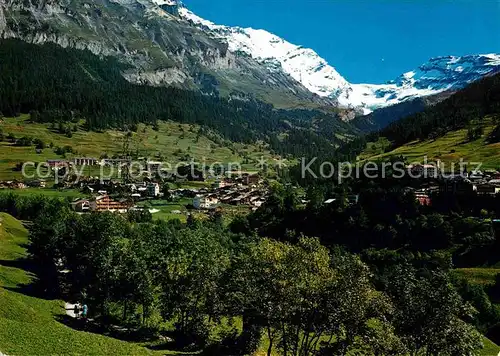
(177, 4, 500, 114)
(0, 0, 334, 108)
(1, 0, 498, 117)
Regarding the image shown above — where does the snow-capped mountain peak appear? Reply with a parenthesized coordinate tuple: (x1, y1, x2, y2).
(176, 3, 500, 114)
(177, 6, 218, 29)
(349, 54, 500, 113)
(178, 6, 350, 98)
(152, 0, 177, 5)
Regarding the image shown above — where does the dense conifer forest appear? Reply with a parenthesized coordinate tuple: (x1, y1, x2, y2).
(0, 39, 355, 158)
(378, 73, 500, 146)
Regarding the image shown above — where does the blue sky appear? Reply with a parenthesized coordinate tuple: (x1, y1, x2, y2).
(182, 0, 500, 84)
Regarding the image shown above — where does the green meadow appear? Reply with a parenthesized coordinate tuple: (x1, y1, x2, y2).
(455, 268, 500, 287)
(360, 118, 500, 170)
(0, 115, 274, 181)
(1, 187, 84, 199)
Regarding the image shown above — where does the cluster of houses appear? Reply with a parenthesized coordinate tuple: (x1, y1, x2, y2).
(440, 170, 500, 195)
(70, 182, 161, 215)
(192, 174, 266, 210)
(67, 173, 266, 215)
(469, 171, 500, 195)
(74, 180, 162, 199)
(5, 155, 500, 215)
(0, 180, 28, 189)
(0, 179, 47, 189)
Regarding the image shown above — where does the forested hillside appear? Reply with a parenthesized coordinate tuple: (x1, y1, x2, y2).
(334, 73, 500, 161)
(352, 91, 454, 132)
(2, 178, 500, 355)
(374, 73, 500, 147)
(0, 39, 356, 158)
(359, 118, 500, 169)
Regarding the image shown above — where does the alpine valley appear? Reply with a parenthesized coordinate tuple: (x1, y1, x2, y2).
(2, 2, 500, 356)
(1, 0, 499, 118)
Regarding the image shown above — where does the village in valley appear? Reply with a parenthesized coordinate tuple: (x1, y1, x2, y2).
(68, 172, 267, 218)
(0, 157, 500, 221)
(0, 156, 270, 221)
(403, 163, 500, 206)
(3, 1, 500, 354)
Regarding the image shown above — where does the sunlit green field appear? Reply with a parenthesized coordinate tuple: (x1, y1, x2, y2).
(137, 198, 191, 222)
(0, 115, 273, 180)
(0, 187, 84, 199)
(360, 118, 500, 170)
(482, 337, 500, 356)
(454, 268, 500, 287)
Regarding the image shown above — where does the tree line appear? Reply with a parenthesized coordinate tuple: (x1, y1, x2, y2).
(0, 192, 496, 355)
(0, 39, 354, 159)
(333, 72, 500, 162)
(233, 176, 500, 337)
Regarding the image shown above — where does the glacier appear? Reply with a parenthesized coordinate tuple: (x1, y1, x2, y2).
(161, 2, 500, 114)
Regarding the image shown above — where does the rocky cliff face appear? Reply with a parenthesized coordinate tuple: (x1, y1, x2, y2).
(178, 6, 347, 104)
(1, 0, 231, 73)
(0, 0, 331, 107)
(0, 4, 6, 35)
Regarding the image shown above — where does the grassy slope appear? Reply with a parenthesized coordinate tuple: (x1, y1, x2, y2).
(3, 188, 84, 199)
(360, 118, 500, 169)
(454, 268, 500, 287)
(0, 213, 498, 355)
(0, 115, 274, 180)
(483, 337, 500, 356)
(0, 212, 159, 356)
(454, 267, 500, 356)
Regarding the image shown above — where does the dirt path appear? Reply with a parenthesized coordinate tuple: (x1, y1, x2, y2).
(65, 302, 78, 318)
